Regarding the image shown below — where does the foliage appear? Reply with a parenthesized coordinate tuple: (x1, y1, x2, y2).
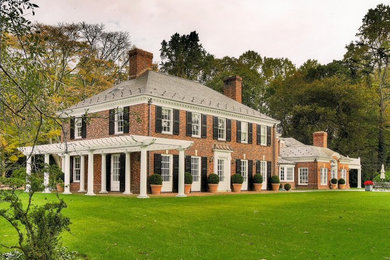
(338, 178, 346, 185)
(185, 172, 193, 184)
(270, 175, 280, 184)
(231, 174, 244, 184)
(149, 174, 162, 185)
(253, 174, 263, 184)
(373, 171, 390, 182)
(207, 173, 219, 184)
(284, 183, 291, 191)
(331, 178, 338, 184)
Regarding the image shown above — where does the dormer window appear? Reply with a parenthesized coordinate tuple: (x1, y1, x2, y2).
(75, 117, 82, 139)
(115, 108, 124, 134)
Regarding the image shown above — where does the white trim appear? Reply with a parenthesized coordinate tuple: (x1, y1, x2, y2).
(114, 107, 124, 135)
(74, 117, 82, 139)
(298, 167, 309, 185)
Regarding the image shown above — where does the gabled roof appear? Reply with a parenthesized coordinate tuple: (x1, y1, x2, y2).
(63, 70, 278, 123)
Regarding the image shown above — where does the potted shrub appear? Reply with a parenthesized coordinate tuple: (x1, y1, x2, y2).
(208, 173, 219, 193)
(253, 174, 263, 192)
(56, 172, 64, 192)
(271, 175, 280, 192)
(231, 174, 244, 192)
(330, 178, 338, 189)
(185, 172, 193, 194)
(364, 180, 374, 191)
(338, 178, 346, 190)
(284, 183, 291, 191)
(149, 174, 162, 195)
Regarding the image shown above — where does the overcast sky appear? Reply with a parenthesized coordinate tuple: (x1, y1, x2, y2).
(32, 0, 386, 66)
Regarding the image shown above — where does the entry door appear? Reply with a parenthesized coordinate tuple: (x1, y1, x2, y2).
(111, 154, 120, 191)
(241, 160, 248, 191)
(191, 157, 201, 192)
(217, 159, 230, 191)
(161, 155, 173, 192)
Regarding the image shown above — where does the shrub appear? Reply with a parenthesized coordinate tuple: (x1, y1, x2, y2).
(338, 178, 346, 184)
(284, 183, 291, 191)
(364, 180, 374, 186)
(231, 174, 244, 184)
(185, 172, 193, 184)
(208, 173, 219, 184)
(373, 171, 390, 182)
(271, 175, 280, 184)
(149, 174, 162, 185)
(253, 174, 263, 184)
(331, 178, 338, 184)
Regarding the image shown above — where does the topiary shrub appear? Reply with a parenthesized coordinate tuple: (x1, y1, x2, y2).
(338, 178, 345, 184)
(284, 183, 291, 191)
(185, 172, 193, 184)
(149, 174, 162, 185)
(231, 174, 244, 184)
(331, 178, 338, 184)
(208, 173, 219, 184)
(253, 174, 263, 184)
(271, 175, 280, 184)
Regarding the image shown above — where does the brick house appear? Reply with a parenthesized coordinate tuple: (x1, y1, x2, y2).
(278, 131, 362, 189)
(20, 48, 280, 198)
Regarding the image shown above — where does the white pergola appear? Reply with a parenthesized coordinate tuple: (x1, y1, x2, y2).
(19, 135, 193, 198)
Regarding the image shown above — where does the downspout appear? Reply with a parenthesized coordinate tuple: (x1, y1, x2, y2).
(147, 98, 152, 182)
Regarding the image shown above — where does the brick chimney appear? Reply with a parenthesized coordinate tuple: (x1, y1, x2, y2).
(223, 76, 242, 103)
(313, 131, 328, 148)
(129, 48, 153, 79)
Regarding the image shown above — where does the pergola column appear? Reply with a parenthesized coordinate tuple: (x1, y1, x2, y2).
(176, 148, 186, 197)
(357, 168, 362, 188)
(86, 151, 95, 196)
(43, 154, 50, 193)
(78, 155, 86, 192)
(63, 154, 71, 194)
(123, 152, 132, 194)
(25, 155, 32, 192)
(137, 148, 149, 198)
(100, 154, 107, 193)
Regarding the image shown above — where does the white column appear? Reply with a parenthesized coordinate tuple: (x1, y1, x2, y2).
(86, 151, 95, 196)
(100, 154, 108, 193)
(137, 148, 149, 198)
(43, 154, 50, 193)
(123, 152, 132, 194)
(357, 168, 362, 188)
(78, 155, 86, 192)
(63, 154, 71, 194)
(25, 155, 32, 192)
(176, 149, 186, 197)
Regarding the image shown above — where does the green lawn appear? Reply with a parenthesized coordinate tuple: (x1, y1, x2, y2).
(1, 191, 390, 259)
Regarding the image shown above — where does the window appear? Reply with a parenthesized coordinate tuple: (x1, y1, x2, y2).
(260, 161, 267, 180)
(162, 108, 173, 134)
(192, 113, 201, 137)
(280, 167, 285, 181)
(73, 157, 81, 182)
(299, 168, 308, 185)
(217, 159, 224, 181)
(241, 122, 248, 143)
(287, 167, 294, 181)
(115, 108, 124, 134)
(260, 125, 267, 145)
(75, 117, 82, 139)
(331, 169, 337, 180)
(191, 157, 200, 182)
(280, 166, 294, 181)
(331, 160, 338, 180)
(218, 118, 226, 140)
(112, 155, 120, 182)
(341, 169, 347, 180)
(161, 155, 171, 181)
(241, 160, 248, 182)
(320, 168, 328, 185)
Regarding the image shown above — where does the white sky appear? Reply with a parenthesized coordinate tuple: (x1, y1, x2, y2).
(32, 0, 387, 66)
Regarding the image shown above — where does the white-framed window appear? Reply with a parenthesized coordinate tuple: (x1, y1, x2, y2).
(320, 168, 328, 185)
(191, 157, 200, 182)
(298, 168, 308, 185)
(75, 117, 82, 139)
(115, 108, 124, 134)
(331, 169, 338, 180)
(112, 154, 121, 182)
(218, 118, 226, 141)
(241, 122, 248, 143)
(260, 125, 267, 145)
(341, 169, 347, 180)
(279, 166, 294, 182)
(260, 161, 267, 177)
(217, 159, 225, 181)
(73, 156, 81, 182)
(162, 108, 173, 134)
(161, 155, 171, 181)
(192, 113, 201, 137)
(241, 160, 248, 182)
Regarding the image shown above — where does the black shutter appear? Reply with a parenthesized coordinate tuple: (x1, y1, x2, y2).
(123, 106, 130, 133)
(201, 157, 208, 192)
(173, 109, 180, 135)
(109, 109, 115, 135)
(155, 106, 162, 133)
(267, 126, 272, 146)
(213, 116, 218, 140)
(185, 156, 191, 173)
(173, 155, 179, 192)
(70, 117, 75, 140)
(70, 156, 74, 183)
(256, 160, 260, 174)
(201, 114, 207, 138)
(81, 116, 87, 138)
(257, 125, 261, 145)
(236, 159, 241, 174)
(119, 154, 125, 192)
(236, 121, 241, 143)
(248, 160, 253, 190)
(186, 111, 192, 137)
(267, 161, 272, 190)
(226, 119, 231, 142)
(248, 123, 253, 144)
(106, 154, 111, 191)
(154, 153, 162, 174)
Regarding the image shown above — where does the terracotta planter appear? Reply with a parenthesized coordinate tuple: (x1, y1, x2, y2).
(56, 184, 64, 192)
(184, 184, 192, 194)
(208, 183, 218, 193)
(339, 184, 346, 190)
(272, 183, 280, 192)
(232, 183, 242, 192)
(331, 183, 338, 189)
(150, 184, 162, 195)
(253, 183, 263, 192)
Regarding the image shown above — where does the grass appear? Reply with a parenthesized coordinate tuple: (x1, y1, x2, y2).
(1, 191, 390, 259)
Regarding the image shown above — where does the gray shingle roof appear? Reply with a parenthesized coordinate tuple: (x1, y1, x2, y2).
(64, 70, 277, 122)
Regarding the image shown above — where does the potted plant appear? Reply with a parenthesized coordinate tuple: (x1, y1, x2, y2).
(56, 172, 64, 192)
(253, 174, 263, 192)
(231, 174, 244, 192)
(185, 172, 193, 194)
(271, 175, 280, 192)
(208, 173, 219, 193)
(149, 174, 162, 195)
(338, 178, 346, 190)
(364, 180, 374, 191)
(284, 183, 291, 191)
(330, 178, 338, 189)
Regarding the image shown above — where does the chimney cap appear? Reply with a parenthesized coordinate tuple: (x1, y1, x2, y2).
(223, 75, 242, 83)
